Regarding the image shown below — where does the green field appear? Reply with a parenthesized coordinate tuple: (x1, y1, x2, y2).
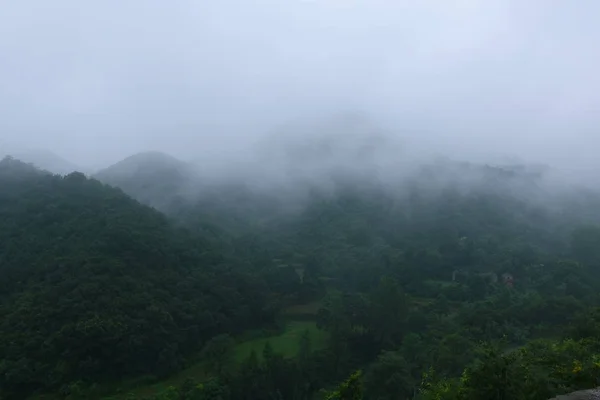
(103, 364, 208, 399)
(99, 319, 328, 399)
(234, 320, 328, 362)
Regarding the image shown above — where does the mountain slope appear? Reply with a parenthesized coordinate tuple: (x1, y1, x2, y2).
(8, 152, 600, 400)
(94, 151, 200, 211)
(95, 145, 600, 269)
(0, 157, 276, 399)
(0, 146, 81, 174)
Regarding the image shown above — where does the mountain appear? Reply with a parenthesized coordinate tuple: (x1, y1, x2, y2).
(0, 145, 81, 174)
(94, 138, 600, 249)
(94, 151, 201, 211)
(6, 150, 600, 399)
(0, 157, 277, 399)
(251, 114, 406, 188)
(0, 154, 51, 180)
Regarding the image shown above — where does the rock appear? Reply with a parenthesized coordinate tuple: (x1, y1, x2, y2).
(549, 388, 600, 399)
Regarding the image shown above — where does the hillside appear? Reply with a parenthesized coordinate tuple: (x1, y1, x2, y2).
(6, 148, 600, 399)
(92, 145, 600, 293)
(96, 151, 600, 399)
(93, 151, 200, 211)
(0, 146, 81, 175)
(0, 157, 281, 400)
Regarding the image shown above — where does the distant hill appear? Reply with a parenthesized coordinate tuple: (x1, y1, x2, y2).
(0, 155, 50, 178)
(93, 138, 597, 245)
(0, 147, 81, 175)
(94, 151, 201, 211)
(252, 114, 406, 186)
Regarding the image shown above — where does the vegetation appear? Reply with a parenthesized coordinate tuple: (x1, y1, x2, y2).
(234, 321, 328, 362)
(4, 152, 600, 399)
(0, 157, 280, 399)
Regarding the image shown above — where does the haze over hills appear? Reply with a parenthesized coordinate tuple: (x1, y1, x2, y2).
(90, 130, 600, 269)
(0, 145, 82, 175)
(6, 131, 600, 400)
(93, 121, 592, 223)
(72, 136, 600, 400)
(94, 151, 202, 210)
(5, 1, 600, 398)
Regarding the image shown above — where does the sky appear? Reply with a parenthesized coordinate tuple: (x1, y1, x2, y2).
(1, 0, 599, 172)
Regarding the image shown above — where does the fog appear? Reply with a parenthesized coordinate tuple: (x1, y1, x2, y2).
(1, 1, 599, 178)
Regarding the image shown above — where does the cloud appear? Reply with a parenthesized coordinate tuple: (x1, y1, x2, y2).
(0, 0, 599, 173)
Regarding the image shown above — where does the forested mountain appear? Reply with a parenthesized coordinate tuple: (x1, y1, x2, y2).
(5, 142, 600, 400)
(0, 157, 286, 399)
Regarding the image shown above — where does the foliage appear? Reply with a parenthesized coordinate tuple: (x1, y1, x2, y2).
(7, 155, 600, 399)
(0, 159, 280, 399)
(324, 370, 363, 400)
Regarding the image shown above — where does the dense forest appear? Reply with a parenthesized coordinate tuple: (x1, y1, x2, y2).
(3, 149, 600, 400)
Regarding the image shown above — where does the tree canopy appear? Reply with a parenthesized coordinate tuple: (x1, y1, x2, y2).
(4, 155, 600, 399)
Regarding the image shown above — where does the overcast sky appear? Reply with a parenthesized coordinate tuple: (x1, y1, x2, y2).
(1, 0, 599, 171)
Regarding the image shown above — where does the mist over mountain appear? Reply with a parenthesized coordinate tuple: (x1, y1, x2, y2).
(94, 114, 593, 221)
(89, 120, 600, 272)
(0, 144, 81, 175)
(94, 151, 201, 210)
(6, 136, 600, 399)
(5, 1, 600, 399)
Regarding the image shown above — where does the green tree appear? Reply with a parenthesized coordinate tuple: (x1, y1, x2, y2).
(200, 334, 235, 377)
(324, 370, 363, 400)
(364, 351, 414, 400)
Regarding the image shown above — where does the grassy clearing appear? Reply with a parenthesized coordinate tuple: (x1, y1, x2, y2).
(101, 320, 328, 399)
(234, 320, 328, 362)
(33, 302, 329, 400)
(102, 364, 208, 400)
